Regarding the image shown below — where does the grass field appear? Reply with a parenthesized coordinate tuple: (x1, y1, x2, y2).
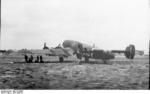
(0, 54, 149, 89)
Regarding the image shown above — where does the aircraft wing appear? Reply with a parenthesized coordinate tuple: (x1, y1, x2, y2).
(50, 48, 73, 57)
(30, 49, 53, 56)
(135, 50, 144, 55)
(17, 49, 52, 56)
(18, 48, 74, 57)
(111, 50, 125, 53)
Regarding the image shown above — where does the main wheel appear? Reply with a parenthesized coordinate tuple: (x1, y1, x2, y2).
(84, 57, 89, 62)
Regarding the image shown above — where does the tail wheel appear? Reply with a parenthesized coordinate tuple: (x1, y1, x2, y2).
(59, 57, 64, 62)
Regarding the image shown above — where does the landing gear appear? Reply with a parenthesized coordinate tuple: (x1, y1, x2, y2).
(84, 57, 89, 62)
(102, 59, 107, 64)
(59, 57, 64, 62)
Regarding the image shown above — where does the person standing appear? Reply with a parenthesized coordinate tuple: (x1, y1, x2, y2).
(40, 55, 44, 63)
(30, 55, 33, 63)
(35, 55, 39, 63)
(24, 55, 28, 63)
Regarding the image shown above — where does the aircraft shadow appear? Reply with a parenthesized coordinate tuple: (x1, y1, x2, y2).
(79, 61, 113, 65)
(13, 60, 112, 65)
(14, 60, 75, 64)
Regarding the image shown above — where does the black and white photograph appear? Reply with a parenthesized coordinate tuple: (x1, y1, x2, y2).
(0, 0, 149, 90)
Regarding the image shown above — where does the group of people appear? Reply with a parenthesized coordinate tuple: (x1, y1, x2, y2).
(24, 55, 44, 63)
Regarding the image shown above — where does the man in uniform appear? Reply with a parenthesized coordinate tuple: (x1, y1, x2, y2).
(40, 55, 44, 63)
(30, 55, 33, 63)
(35, 56, 39, 63)
(24, 55, 28, 63)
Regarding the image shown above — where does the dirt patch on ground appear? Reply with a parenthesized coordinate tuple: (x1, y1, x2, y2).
(0, 55, 149, 89)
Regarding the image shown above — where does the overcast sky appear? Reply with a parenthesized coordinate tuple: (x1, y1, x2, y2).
(1, 0, 149, 52)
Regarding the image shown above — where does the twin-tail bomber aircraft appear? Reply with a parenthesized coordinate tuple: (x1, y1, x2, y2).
(22, 40, 135, 63)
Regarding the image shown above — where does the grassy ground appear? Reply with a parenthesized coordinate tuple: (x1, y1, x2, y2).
(0, 55, 149, 89)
